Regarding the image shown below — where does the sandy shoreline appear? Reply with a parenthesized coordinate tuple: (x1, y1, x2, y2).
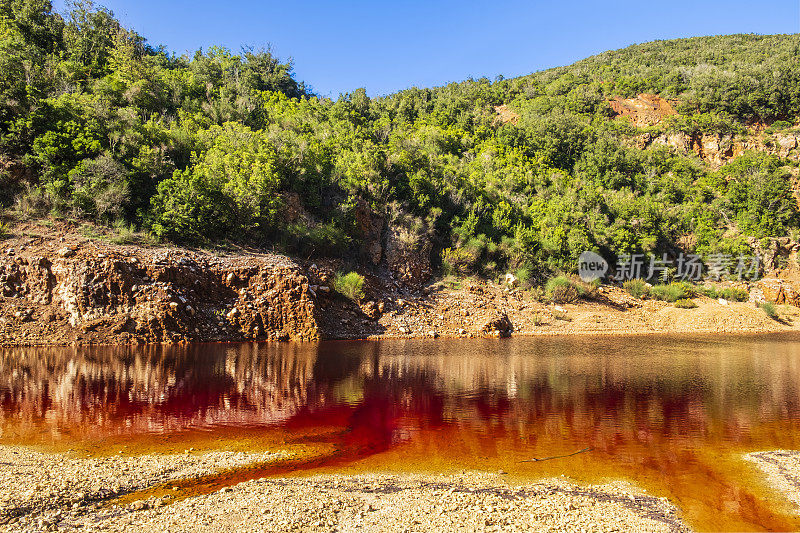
(0, 445, 690, 532)
(746, 450, 800, 509)
(3, 445, 800, 531)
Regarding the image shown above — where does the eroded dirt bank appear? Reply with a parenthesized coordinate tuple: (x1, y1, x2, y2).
(2, 220, 800, 346)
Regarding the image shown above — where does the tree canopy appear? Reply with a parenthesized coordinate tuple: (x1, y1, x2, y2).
(1, 0, 799, 277)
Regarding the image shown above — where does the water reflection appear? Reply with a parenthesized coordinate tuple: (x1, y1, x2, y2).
(3, 335, 800, 530)
(2, 336, 800, 446)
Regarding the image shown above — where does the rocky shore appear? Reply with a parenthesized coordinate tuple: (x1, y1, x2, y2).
(5, 445, 800, 531)
(0, 445, 690, 532)
(2, 220, 800, 347)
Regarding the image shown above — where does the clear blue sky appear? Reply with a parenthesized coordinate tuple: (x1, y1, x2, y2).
(53, 0, 799, 98)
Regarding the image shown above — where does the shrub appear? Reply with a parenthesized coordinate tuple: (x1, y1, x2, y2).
(545, 276, 583, 304)
(552, 309, 572, 321)
(699, 286, 749, 302)
(441, 246, 480, 276)
(674, 298, 698, 309)
(650, 282, 694, 302)
(759, 301, 778, 319)
(0, 222, 7, 239)
(623, 279, 650, 299)
(699, 286, 718, 298)
(333, 271, 365, 302)
(13, 186, 51, 219)
(442, 276, 462, 290)
(282, 221, 352, 257)
(720, 287, 749, 302)
(765, 120, 793, 134)
(107, 220, 158, 246)
(514, 266, 532, 288)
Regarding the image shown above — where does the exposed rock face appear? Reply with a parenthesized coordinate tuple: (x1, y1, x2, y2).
(493, 104, 520, 125)
(384, 225, 432, 287)
(0, 243, 319, 345)
(749, 237, 800, 274)
(642, 130, 800, 169)
(355, 200, 385, 265)
(759, 278, 800, 307)
(750, 238, 800, 308)
(609, 94, 677, 127)
(282, 192, 315, 226)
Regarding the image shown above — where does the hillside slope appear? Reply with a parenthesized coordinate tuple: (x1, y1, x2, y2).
(0, 1, 798, 284)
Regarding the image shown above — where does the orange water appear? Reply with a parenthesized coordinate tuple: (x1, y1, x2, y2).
(3, 335, 800, 531)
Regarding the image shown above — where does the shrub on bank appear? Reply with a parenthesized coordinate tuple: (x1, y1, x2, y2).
(674, 298, 698, 309)
(759, 301, 778, 319)
(650, 282, 694, 303)
(623, 279, 650, 299)
(545, 276, 584, 304)
(699, 286, 749, 302)
(514, 266, 533, 289)
(333, 271, 366, 302)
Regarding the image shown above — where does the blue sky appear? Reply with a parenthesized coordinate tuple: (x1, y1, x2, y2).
(53, 0, 799, 97)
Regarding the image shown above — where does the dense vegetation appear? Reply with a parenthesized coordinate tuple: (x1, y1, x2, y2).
(1, 0, 799, 279)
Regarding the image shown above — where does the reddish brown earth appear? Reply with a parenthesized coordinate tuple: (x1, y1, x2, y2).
(609, 93, 677, 127)
(493, 104, 520, 125)
(0, 221, 319, 345)
(1, 220, 800, 346)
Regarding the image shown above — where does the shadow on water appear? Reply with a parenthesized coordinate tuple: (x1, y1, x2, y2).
(3, 334, 800, 530)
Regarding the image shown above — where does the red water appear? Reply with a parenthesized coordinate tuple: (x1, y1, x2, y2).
(3, 335, 800, 531)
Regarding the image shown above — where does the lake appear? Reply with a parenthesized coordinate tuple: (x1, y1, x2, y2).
(3, 334, 800, 531)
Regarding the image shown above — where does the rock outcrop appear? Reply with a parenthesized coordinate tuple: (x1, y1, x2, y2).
(479, 312, 513, 337)
(355, 200, 385, 265)
(610, 94, 677, 127)
(384, 225, 432, 287)
(758, 278, 800, 307)
(749, 237, 800, 274)
(640, 130, 800, 169)
(0, 241, 319, 345)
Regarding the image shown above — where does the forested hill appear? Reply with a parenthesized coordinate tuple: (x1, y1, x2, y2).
(1, 1, 799, 280)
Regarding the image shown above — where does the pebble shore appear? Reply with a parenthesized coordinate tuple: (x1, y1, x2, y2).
(0, 445, 692, 532)
(746, 450, 800, 509)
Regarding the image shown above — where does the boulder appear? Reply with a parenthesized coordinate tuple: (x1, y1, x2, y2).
(479, 312, 513, 337)
(504, 273, 518, 287)
(759, 278, 800, 307)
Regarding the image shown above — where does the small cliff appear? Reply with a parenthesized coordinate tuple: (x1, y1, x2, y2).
(0, 226, 319, 346)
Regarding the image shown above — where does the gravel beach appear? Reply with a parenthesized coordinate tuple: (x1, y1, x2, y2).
(0, 445, 692, 532)
(9, 446, 800, 532)
(746, 450, 800, 509)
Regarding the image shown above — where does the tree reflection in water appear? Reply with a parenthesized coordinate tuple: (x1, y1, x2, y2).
(2, 335, 800, 530)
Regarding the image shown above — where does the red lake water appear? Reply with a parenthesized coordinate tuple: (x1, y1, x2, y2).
(3, 334, 800, 531)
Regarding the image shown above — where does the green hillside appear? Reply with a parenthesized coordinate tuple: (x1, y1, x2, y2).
(1, 0, 799, 277)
